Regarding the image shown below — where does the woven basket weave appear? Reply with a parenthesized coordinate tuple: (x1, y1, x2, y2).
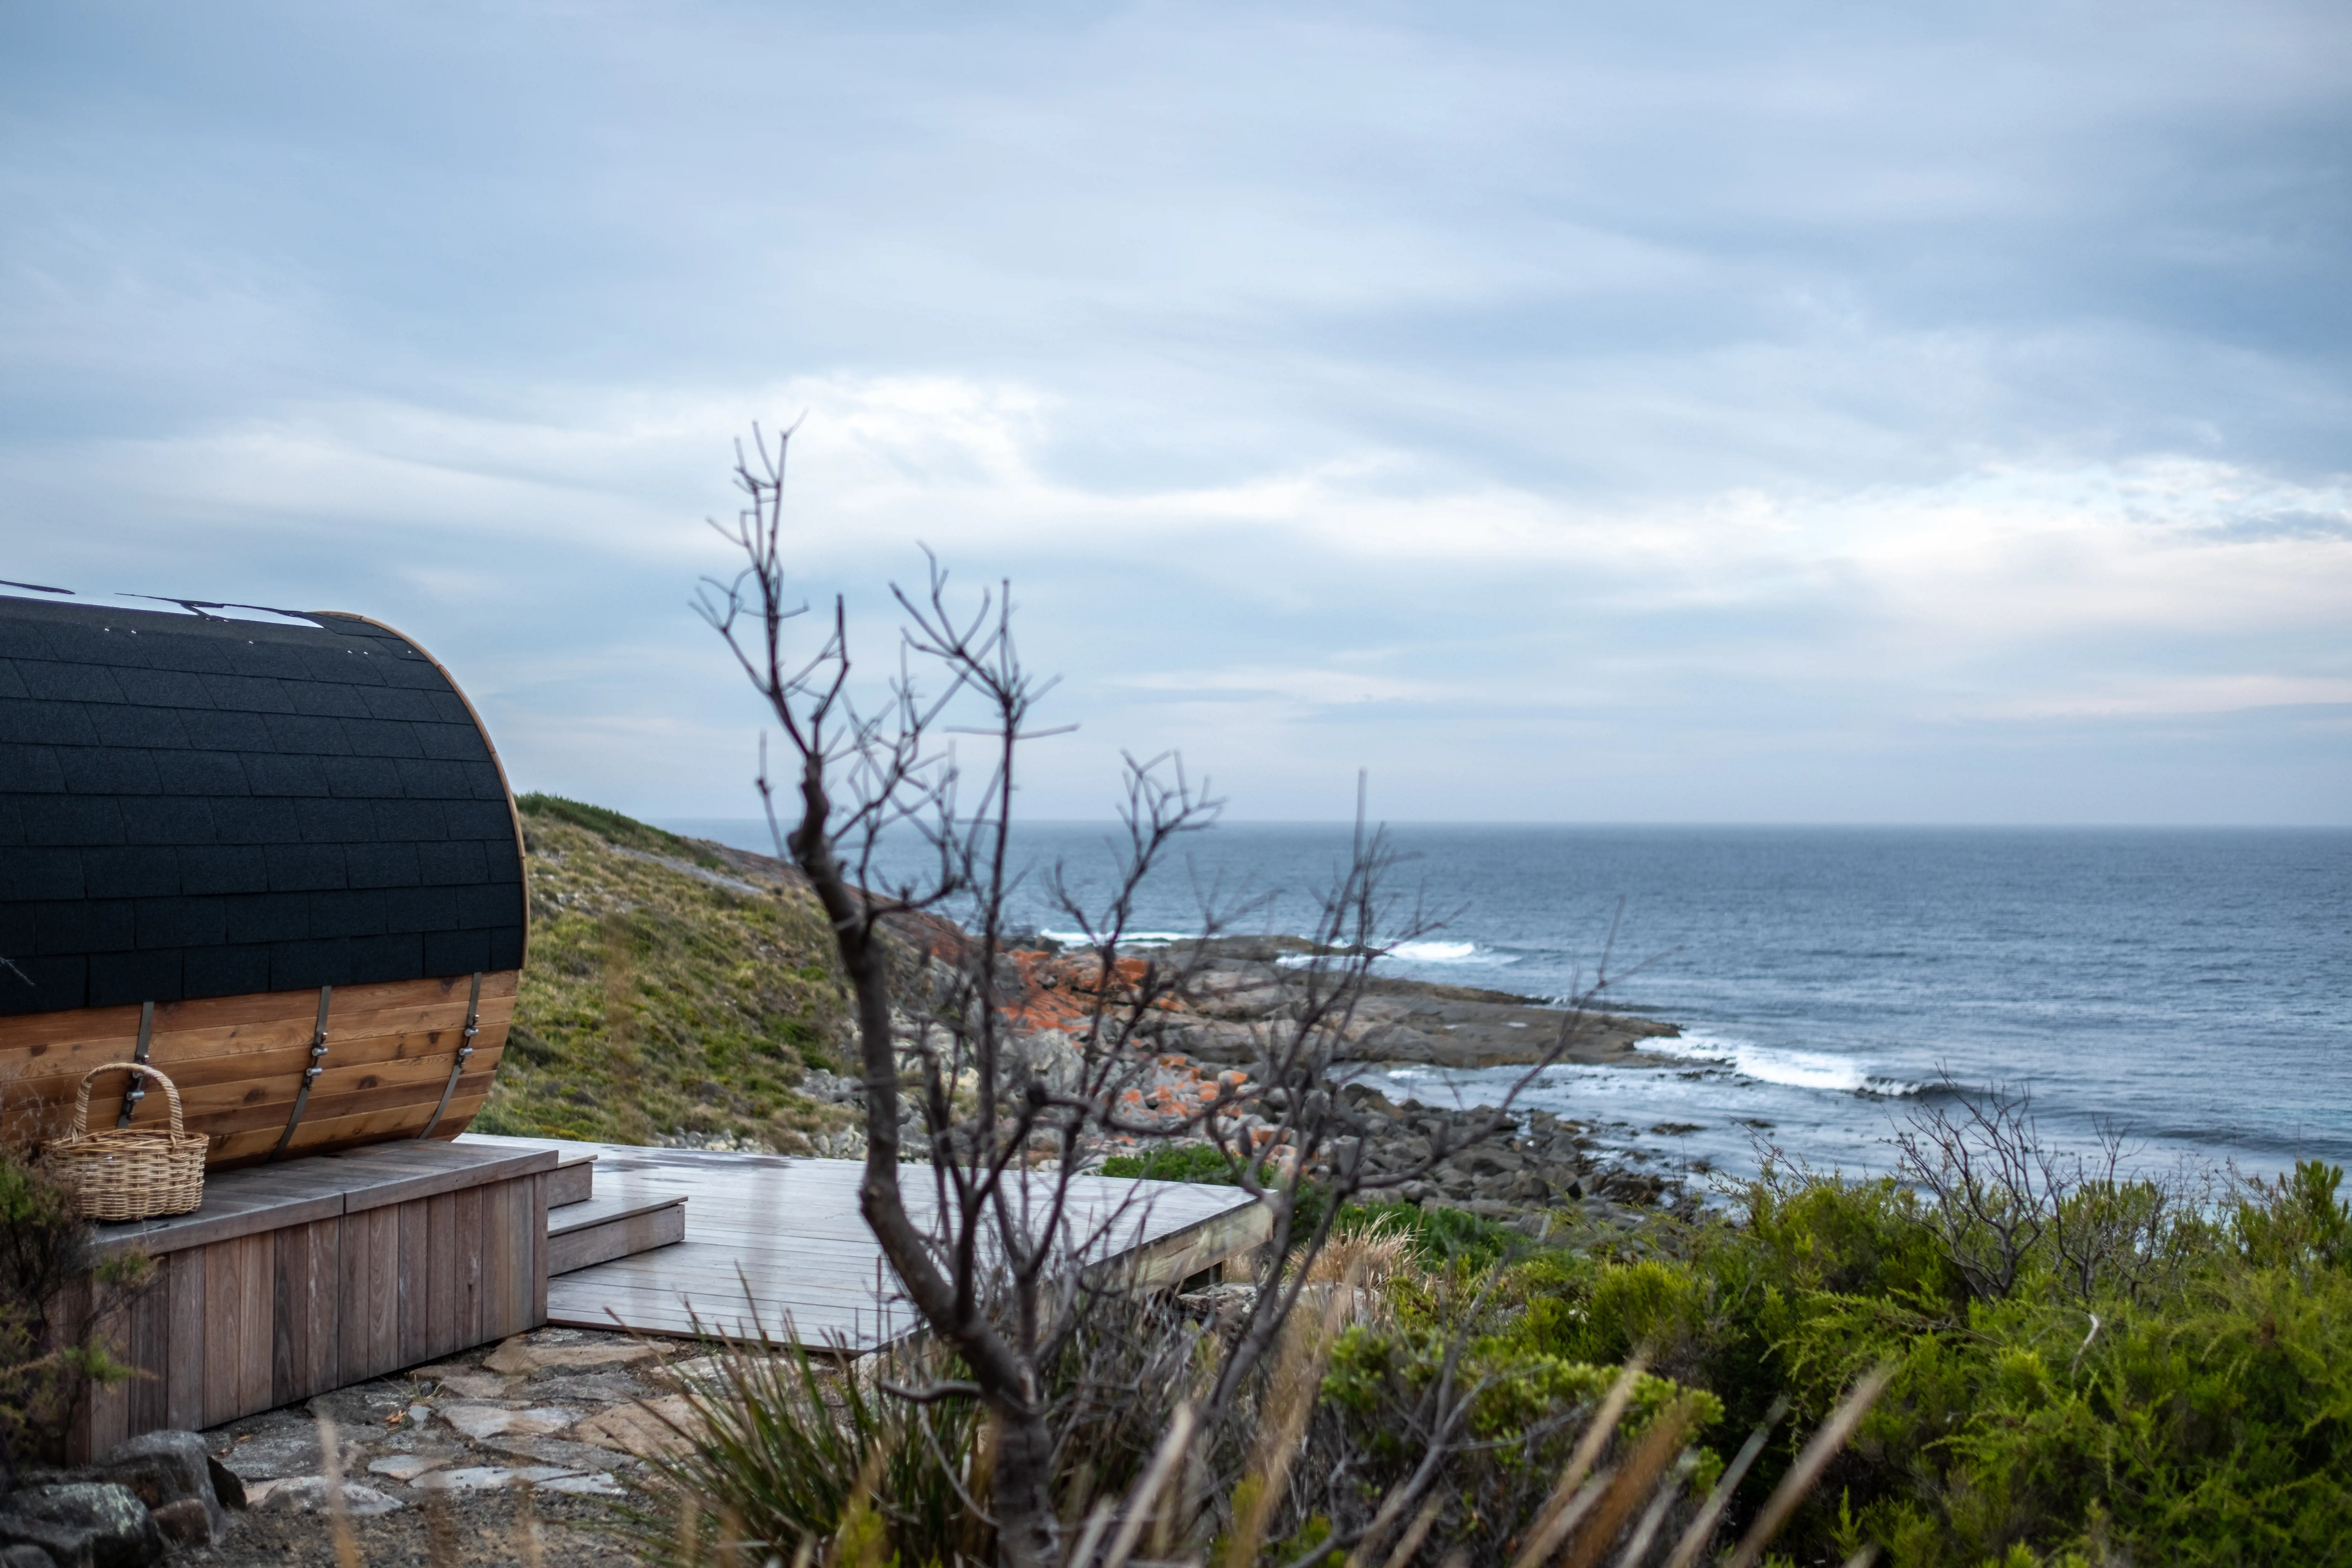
(40, 1062, 207, 1221)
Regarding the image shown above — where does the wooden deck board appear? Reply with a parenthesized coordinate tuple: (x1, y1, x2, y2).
(460, 1136, 1270, 1352)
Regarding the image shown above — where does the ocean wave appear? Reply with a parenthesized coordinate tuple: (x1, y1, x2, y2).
(1383, 939, 1521, 966)
(1038, 929, 1197, 948)
(1639, 1033, 1925, 1097)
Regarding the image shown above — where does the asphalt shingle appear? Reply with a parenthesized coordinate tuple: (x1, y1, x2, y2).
(0, 597, 525, 1014)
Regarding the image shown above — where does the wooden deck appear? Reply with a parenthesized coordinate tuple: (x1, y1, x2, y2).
(460, 1136, 1270, 1350)
(68, 1140, 552, 1460)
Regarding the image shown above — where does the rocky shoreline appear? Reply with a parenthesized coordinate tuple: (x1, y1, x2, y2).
(788, 927, 1700, 1223)
(687, 834, 1703, 1217)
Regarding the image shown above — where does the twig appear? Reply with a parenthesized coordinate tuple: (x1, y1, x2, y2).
(1719, 1366, 1896, 1568)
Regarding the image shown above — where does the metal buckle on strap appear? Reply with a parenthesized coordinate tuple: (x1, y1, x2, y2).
(419, 972, 484, 1140)
(270, 986, 333, 1160)
(116, 1000, 156, 1129)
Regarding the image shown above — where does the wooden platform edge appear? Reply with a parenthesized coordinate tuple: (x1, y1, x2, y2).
(85, 1143, 558, 1258)
(1092, 1193, 1272, 1292)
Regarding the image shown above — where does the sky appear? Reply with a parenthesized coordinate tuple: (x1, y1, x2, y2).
(2, 0, 2347, 825)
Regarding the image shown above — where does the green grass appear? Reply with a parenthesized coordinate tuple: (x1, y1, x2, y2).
(473, 798, 857, 1151)
(513, 791, 733, 870)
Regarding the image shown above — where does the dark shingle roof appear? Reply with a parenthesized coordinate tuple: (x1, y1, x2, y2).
(0, 596, 526, 1016)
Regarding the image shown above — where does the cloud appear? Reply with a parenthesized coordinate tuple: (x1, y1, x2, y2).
(0, 0, 2346, 822)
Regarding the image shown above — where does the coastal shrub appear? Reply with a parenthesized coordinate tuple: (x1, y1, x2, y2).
(1097, 1143, 1246, 1184)
(1343, 1197, 1521, 1272)
(0, 1148, 152, 1480)
(1094, 1149, 1521, 1277)
(628, 1325, 987, 1566)
(1485, 1147, 2352, 1566)
(1318, 1318, 1723, 1555)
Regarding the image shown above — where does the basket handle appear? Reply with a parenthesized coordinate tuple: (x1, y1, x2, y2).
(72, 1062, 186, 1139)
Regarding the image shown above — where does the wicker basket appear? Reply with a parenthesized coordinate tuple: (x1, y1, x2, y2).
(40, 1062, 207, 1222)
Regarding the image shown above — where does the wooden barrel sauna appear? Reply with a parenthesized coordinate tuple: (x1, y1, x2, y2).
(0, 593, 527, 1169)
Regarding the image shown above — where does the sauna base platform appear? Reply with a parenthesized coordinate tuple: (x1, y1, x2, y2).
(64, 1140, 556, 1462)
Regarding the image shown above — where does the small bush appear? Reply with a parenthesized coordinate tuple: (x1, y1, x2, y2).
(0, 1149, 152, 1481)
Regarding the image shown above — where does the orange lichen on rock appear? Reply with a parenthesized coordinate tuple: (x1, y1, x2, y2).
(998, 949, 1188, 1032)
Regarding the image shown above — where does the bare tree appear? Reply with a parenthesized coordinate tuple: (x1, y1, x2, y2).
(1895, 1076, 2193, 1310)
(695, 424, 1623, 1566)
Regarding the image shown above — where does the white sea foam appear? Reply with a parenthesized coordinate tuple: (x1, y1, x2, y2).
(1639, 1033, 1923, 1097)
(1039, 929, 1196, 948)
(1387, 939, 1480, 962)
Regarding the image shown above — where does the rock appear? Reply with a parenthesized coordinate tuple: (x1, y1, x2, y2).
(0, 1482, 166, 1568)
(482, 1337, 659, 1377)
(94, 1431, 225, 1539)
(365, 1455, 449, 1482)
(215, 1413, 323, 1482)
(246, 1478, 403, 1517)
(537, 1474, 626, 1498)
(411, 1467, 579, 1495)
(1175, 1282, 1258, 1332)
(432, 1404, 580, 1441)
(480, 1435, 636, 1474)
(569, 1397, 699, 1459)
(420, 1371, 515, 1400)
(205, 1457, 246, 1512)
(145, 1500, 210, 1549)
(5, 1544, 56, 1568)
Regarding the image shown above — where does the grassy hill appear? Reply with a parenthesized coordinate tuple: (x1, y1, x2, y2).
(472, 795, 858, 1151)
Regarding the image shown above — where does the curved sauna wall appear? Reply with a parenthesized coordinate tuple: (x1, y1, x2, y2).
(0, 594, 526, 1166)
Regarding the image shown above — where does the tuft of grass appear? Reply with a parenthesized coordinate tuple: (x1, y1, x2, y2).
(474, 798, 857, 1152)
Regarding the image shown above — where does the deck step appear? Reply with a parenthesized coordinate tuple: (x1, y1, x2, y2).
(456, 1132, 598, 1207)
(547, 1192, 687, 1276)
(547, 1150, 597, 1209)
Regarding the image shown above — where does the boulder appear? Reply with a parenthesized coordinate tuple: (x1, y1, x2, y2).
(0, 1482, 165, 1568)
(94, 1431, 226, 1539)
(144, 1502, 210, 1550)
(204, 1458, 245, 1513)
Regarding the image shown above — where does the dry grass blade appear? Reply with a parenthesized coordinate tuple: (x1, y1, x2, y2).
(1559, 1397, 1704, 1568)
(518, 1483, 548, 1568)
(1304, 1215, 1415, 1290)
(1099, 1402, 1197, 1568)
(1609, 1452, 1695, 1568)
(1719, 1364, 1897, 1568)
(1374, 1498, 1445, 1568)
(316, 1414, 363, 1568)
(1225, 1260, 1366, 1568)
(1345, 1475, 1440, 1568)
(422, 1485, 458, 1568)
(1509, 1358, 1647, 1568)
(1064, 1500, 1115, 1568)
(1655, 1397, 1787, 1568)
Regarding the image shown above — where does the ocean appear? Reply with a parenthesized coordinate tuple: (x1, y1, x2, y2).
(662, 820, 2352, 1186)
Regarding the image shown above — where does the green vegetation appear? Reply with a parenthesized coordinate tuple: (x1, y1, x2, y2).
(476, 798, 857, 1150)
(1120, 1136, 2352, 1565)
(1598, 1154, 2352, 1566)
(0, 1148, 150, 1478)
(484, 800, 2351, 1562)
(514, 792, 734, 871)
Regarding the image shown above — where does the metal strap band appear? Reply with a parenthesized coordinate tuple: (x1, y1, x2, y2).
(418, 972, 484, 1140)
(270, 986, 333, 1160)
(115, 1000, 156, 1129)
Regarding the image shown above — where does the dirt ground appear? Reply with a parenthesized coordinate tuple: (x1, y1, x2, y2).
(183, 1326, 700, 1568)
